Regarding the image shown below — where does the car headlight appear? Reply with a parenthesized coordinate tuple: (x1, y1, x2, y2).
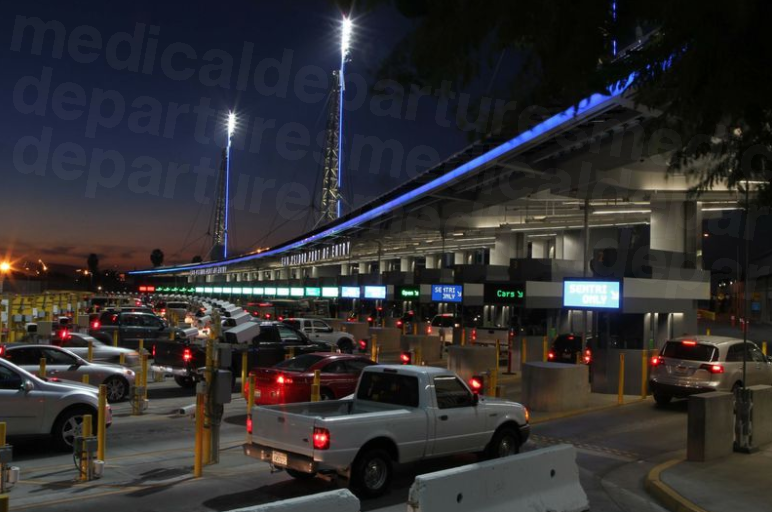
(125, 369, 135, 376)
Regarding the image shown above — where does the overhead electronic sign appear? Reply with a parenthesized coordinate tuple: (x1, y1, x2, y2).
(431, 284, 463, 303)
(364, 286, 386, 300)
(397, 286, 420, 299)
(562, 279, 621, 310)
(322, 287, 339, 298)
(341, 286, 361, 299)
(484, 284, 525, 304)
(276, 287, 290, 297)
(290, 287, 304, 297)
(305, 287, 321, 297)
(264, 287, 277, 295)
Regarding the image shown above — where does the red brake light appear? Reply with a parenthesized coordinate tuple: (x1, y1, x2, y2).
(313, 427, 330, 450)
(548, 351, 555, 360)
(278, 316, 284, 321)
(396, 320, 403, 327)
(0, 346, 5, 357)
(472, 329, 477, 341)
(183, 348, 192, 362)
(584, 349, 592, 364)
(400, 352, 411, 364)
(700, 364, 724, 374)
(359, 340, 367, 349)
(651, 356, 662, 366)
(427, 326, 432, 334)
(277, 375, 293, 385)
(469, 377, 483, 393)
(367, 317, 373, 323)
(246, 416, 253, 434)
(91, 321, 100, 330)
(152, 345, 156, 358)
(682, 340, 697, 346)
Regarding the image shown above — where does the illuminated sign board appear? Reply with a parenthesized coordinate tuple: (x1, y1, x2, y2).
(264, 287, 277, 295)
(563, 280, 621, 310)
(222, 287, 232, 294)
(305, 287, 321, 297)
(364, 286, 386, 299)
(213, 287, 223, 294)
(397, 286, 420, 299)
(322, 287, 339, 298)
(276, 287, 290, 297)
(483, 284, 525, 304)
(341, 286, 361, 298)
(204, 287, 213, 294)
(290, 287, 304, 297)
(431, 284, 463, 303)
(252, 287, 264, 295)
(195, 287, 204, 293)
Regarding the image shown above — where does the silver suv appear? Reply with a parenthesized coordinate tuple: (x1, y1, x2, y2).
(0, 358, 112, 450)
(649, 336, 772, 406)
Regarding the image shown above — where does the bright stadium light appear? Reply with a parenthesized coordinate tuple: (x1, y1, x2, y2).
(341, 16, 353, 59)
(227, 111, 236, 140)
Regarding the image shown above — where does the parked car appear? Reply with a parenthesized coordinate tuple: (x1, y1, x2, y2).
(0, 357, 112, 450)
(0, 344, 136, 402)
(89, 311, 194, 349)
(428, 314, 460, 344)
(281, 318, 357, 353)
(49, 331, 140, 367)
(244, 365, 530, 497)
(649, 336, 772, 406)
(249, 353, 376, 404)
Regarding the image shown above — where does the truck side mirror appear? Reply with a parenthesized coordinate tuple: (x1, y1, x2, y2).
(22, 379, 33, 392)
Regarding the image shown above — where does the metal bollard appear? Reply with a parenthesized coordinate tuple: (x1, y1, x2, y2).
(641, 350, 648, 399)
(119, 353, 125, 366)
(505, 337, 514, 374)
(370, 336, 378, 362)
(241, 352, 248, 399)
(763, 342, 768, 356)
(39, 358, 46, 379)
(112, 330, 118, 347)
(542, 336, 548, 362)
(311, 370, 321, 402)
(141, 353, 149, 401)
(376, 345, 381, 363)
(87, 340, 93, 362)
(79, 415, 92, 481)
(194, 392, 204, 478)
(706, 327, 711, 336)
(618, 353, 625, 405)
(415, 345, 423, 366)
(97, 385, 107, 462)
(247, 375, 255, 414)
(0, 494, 7, 512)
(82, 375, 89, 385)
(521, 338, 527, 365)
(488, 342, 499, 396)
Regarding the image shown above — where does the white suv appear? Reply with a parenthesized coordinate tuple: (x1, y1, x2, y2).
(0, 357, 112, 450)
(281, 318, 357, 353)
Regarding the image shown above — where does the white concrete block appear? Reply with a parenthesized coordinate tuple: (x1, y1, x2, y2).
(225, 489, 359, 512)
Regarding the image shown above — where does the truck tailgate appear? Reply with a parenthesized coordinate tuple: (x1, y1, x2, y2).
(252, 404, 327, 457)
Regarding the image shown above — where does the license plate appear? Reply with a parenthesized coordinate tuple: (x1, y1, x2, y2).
(676, 366, 688, 374)
(255, 390, 261, 398)
(271, 451, 288, 466)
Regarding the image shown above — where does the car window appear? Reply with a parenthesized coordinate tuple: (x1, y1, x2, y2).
(321, 361, 347, 374)
(312, 320, 328, 330)
(356, 371, 419, 407)
(282, 320, 301, 329)
(100, 313, 119, 326)
(434, 376, 475, 409)
(0, 364, 23, 390)
(140, 315, 163, 328)
(275, 354, 325, 371)
(123, 315, 141, 327)
(662, 341, 717, 362)
(254, 327, 278, 344)
(41, 348, 79, 365)
(64, 336, 89, 348)
(726, 344, 745, 362)
(277, 326, 302, 343)
(345, 359, 375, 374)
(5, 347, 41, 365)
(750, 345, 767, 363)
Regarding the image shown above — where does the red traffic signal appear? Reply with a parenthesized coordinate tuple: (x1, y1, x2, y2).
(400, 351, 412, 365)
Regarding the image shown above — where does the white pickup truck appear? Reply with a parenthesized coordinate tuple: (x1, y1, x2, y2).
(243, 365, 530, 497)
(282, 318, 357, 353)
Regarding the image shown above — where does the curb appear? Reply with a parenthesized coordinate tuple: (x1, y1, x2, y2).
(645, 459, 709, 512)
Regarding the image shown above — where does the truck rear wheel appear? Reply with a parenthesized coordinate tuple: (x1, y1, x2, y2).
(351, 448, 392, 498)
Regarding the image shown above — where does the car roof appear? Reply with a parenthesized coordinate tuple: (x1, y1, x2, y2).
(375, 364, 453, 376)
(307, 352, 371, 360)
(670, 335, 748, 347)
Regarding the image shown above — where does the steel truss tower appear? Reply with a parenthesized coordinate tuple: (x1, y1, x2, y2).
(319, 70, 342, 224)
(208, 147, 229, 261)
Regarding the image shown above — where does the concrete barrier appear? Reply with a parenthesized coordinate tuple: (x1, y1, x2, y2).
(591, 349, 650, 395)
(225, 489, 359, 512)
(522, 362, 590, 412)
(687, 391, 733, 462)
(368, 327, 401, 353)
(749, 385, 772, 447)
(446, 346, 497, 385)
(402, 335, 443, 363)
(407, 444, 588, 512)
(340, 322, 369, 342)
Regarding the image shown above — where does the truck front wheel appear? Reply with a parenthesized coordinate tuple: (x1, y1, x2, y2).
(486, 426, 520, 459)
(351, 448, 392, 498)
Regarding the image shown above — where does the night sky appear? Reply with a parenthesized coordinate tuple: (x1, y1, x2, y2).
(1, 0, 471, 270)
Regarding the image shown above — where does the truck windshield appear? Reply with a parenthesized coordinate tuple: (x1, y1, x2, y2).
(275, 354, 325, 371)
(356, 372, 419, 407)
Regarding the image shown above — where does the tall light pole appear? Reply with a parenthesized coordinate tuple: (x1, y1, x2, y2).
(224, 111, 236, 259)
(338, 16, 352, 218)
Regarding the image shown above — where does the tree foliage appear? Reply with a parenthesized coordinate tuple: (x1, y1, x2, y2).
(150, 249, 164, 267)
(86, 253, 99, 275)
(346, 0, 772, 203)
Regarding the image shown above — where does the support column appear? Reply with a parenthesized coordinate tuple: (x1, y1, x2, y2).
(530, 240, 547, 259)
(400, 257, 414, 272)
(454, 251, 466, 265)
(650, 199, 702, 267)
(340, 263, 350, 276)
(424, 255, 437, 269)
(490, 233, 526, 265)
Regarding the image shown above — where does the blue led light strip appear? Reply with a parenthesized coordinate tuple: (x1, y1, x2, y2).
(129, 74, 635, 275)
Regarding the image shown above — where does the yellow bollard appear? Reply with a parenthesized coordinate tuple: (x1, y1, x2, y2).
(488, 341, 500, 397)
(97, 384, 106, 461)
(415, 345, 423, 366)
(370, 334, 378, 361)
(311, 370, 321, 402)
(80, 414, 92, 481)
(618, 353, 625, 405)
(241, 352, 248, 399)
(0, 493, 8, 512)
(763, 342, 768, 356)
(706, 328, 711, 336)
(0, 422, 5, 446)
(138, 339, 144, 354)
(119, 353, 125, 366)
(141, 353, 149, 401)
(194, 392, 204, 477)
(460, 329, 466, 346)
(412, 323, 418, 335)
(87, 340, 93, 362)
(247, 375, 255, 414)
(112, 330, 118, 347)
(521, 338, 527, 365)
(376, 345, 381, 362)
(542, 336, 548, 362)
(641, 350, 648, 399)
(82, 375, 89, 385)
(39, 357, 46, 379)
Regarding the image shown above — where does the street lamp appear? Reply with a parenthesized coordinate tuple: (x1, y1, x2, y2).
(0, 262, 10, 274)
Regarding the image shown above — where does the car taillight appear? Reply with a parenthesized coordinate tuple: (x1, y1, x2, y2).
(152, 345, 156, 358)
(472, 329, 477, 342)
(367, 316, 373, 323)
(183, 348, 192, 362)
(278, 316, 284, 321)
(277, 375, 293, 385)
(584, 349, 592, 364)
(427, 326, 432, 334)
(700, 363, 724, 374)
(400, 352, 412, 364)
(651, 356, 663, 366)
(0, 346, 5, 357)
(313, 427, 330, 450)
(469, 376, 484, 393)
(91, 321, 100, 330)
(359, 340, 367, 350)
(246, 416, 253, 434)
(547, 351, 555, 360)
(682, 340, 697, 346)
(396, 320, 403, 327)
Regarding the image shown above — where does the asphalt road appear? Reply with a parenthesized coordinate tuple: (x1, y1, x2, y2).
(6, 381, 690, 512)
